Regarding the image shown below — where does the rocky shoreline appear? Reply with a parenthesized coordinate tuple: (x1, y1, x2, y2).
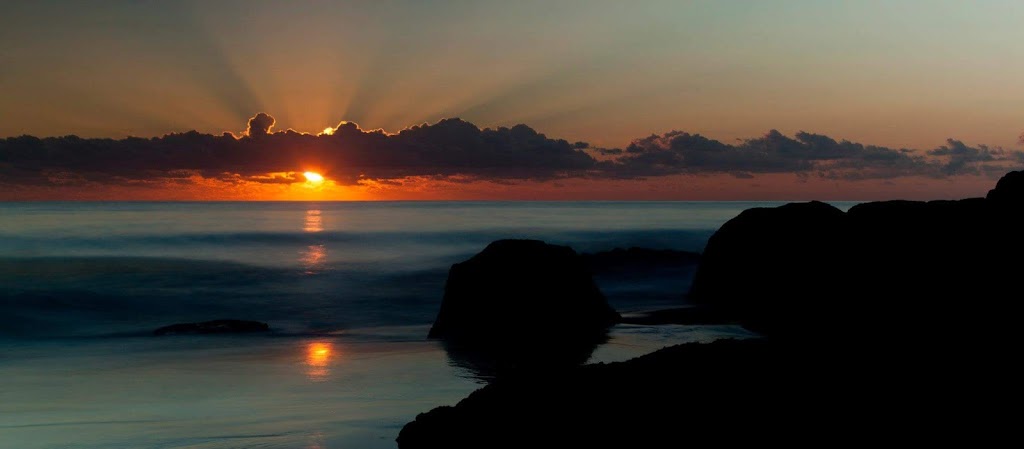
(397, 170, 1024, 448)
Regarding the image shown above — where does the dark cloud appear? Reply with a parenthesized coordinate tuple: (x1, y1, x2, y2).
(610, 130, 1022, 180)
(1, 114, 1021, 190)
(0, 114, 599, 187)
(616, 130, 811, 175)
(245, 112, 276, 137)
(927, 139, 1000, 175)
(591, 148, 623, 156)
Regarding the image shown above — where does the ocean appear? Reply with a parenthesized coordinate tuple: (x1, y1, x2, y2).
(0, 201, 841, 448)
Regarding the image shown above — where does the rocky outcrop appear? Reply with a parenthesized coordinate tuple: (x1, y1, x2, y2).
(399, 336, 1009, 448)
(690, 171, 1024, 342)
(987, 169, 1024, 203)
(429, 239, 619, 341)
(429, 239, 619, 377)
(399, 339, 775, 448)
(153, 319, 269, 335)
(399, 171, 1024, 448)
(688, 201, 849, 337)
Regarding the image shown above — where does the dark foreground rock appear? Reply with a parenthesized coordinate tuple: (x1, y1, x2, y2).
(429, 239, 619, 340)
(400, 338, 1014, 448)
(987, 169, 1024, 202)
(688, 200, 851, 337)
(429, 240, 619, 377)
(690, 172, 1024, 342)
(399, 171, 1024, 448)
(399, 340, 769, 448)
(153, 319, 269, 336)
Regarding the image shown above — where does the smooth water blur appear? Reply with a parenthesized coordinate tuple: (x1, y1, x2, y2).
(0, 201, 850, 448)
(1, 201, 827, 337)
(0, 201, 778, 269)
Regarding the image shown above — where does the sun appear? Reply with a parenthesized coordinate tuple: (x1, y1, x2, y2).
(304, 171, 324, 184)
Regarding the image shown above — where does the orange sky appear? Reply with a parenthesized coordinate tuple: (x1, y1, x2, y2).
(0, 172, 1001, 202)
(1, 1, 1022, 200)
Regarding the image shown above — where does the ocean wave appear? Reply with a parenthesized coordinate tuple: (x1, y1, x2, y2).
(0, 228, 714, 252)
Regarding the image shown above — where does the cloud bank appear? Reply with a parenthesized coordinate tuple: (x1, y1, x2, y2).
(1, 113, 1020, 190)
(610, 130, 1021, 180)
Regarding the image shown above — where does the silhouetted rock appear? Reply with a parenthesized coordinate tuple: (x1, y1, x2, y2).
(429, 239, 619, 340)
(399, 335, 1013, 448)
(987, 169, 1024, 203)
(400, 172, 1024, 448)
(153, 319, 269, 336)
(689, 201, 849, 337)
(399, 339, 772, 448)
(689, 172, 1024, 342)
(429, 240, 619, 377)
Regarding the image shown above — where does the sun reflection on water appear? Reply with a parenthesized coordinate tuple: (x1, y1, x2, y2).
(300, 244, 327, 274)
(303, 209, 323, 233)
(305, 341, 336, 381)
(300, 208, 327, 274)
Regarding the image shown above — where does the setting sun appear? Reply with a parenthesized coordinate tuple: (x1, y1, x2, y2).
(304, 171, 324, 184)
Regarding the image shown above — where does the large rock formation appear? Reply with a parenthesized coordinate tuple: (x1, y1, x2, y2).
(688, 201, 849, 337)
(429, 239, 619, 340)
(690, 171, 1024, 343)
(399, 171, 1024, 448)
(429, 239, 620, 377)
(399, 337, 1008, 448)
(399, 339, 778, 449)
(987, 169, 1024, 203)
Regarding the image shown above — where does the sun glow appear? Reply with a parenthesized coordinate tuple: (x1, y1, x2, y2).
(304, 171, 325, 184)
(320, 127, 335, 136)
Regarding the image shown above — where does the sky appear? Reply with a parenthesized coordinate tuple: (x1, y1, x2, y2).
(1, 0, 1022, 200)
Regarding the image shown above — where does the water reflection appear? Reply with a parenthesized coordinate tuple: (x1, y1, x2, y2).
(305, 341, 336, 381)
(300, 244, 327, 274)
(306, 432, 326, 449)
(303, 209, 323, 233)
(300, 207, 327, 274)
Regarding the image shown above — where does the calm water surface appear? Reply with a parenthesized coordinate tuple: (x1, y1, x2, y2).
(0, 201, 852, 448)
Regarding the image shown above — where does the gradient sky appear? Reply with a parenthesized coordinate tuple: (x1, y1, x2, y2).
(1, 0, 1022, 200)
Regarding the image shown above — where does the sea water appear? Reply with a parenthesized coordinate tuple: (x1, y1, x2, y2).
(0, 201, 844, 448)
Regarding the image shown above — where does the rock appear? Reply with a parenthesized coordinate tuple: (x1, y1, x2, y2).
(986, 169, 1024, 204)
(153, 319, 269, 336)
(398, 339, 776, 449)
(689, 172, 1024, 344)
(399, 335, 1011, 448)
(688, 201, 849, 338)
(429, 240, 619, 377)
(429, 239, 619, 341)
(400, 172, 1024, 448)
